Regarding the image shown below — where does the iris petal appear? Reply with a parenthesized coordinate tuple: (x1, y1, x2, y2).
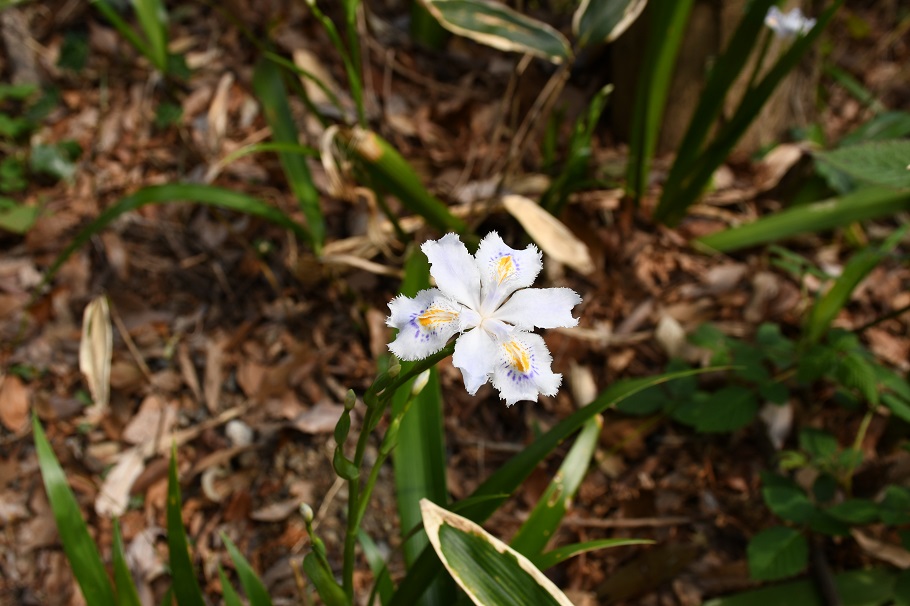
(387, 289, 462, 361)
(475, 231, 542, 314)
(452, 327, 498, 395)
(491, 333, 561, 406)
(492, 288, 581, 330)
(422, 233, 482, 311)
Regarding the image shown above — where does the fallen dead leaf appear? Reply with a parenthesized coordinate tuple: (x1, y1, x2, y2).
(79, 296, 112, 415)
(204, 334, 226, 412)
(0, 374, 30, 432)
(502, 194, 595, 275)
(95, 448, 145, 517)
(122, 395, 177, 446)
(291, 402, 345, 434)
(851, 529, 910, 569)
(250, 498, 303, 522)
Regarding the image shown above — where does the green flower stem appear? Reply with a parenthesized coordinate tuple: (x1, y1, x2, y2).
(341, 342, 455, 599)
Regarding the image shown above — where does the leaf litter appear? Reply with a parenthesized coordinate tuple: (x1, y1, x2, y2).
(0, 2, 908, 605)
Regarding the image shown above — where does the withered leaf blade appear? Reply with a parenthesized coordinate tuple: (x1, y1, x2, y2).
(79, 296, 113, 414)
(502, 194, 595, 275)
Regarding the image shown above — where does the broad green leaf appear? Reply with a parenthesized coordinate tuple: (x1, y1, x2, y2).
(390, 246, 452, 605)
(252, 59, 324, 253)
(533, 538, 654, 571)
(674, 386, 758, 433)
(880, 486, 910, 526)
(882, 394, 910, 424)
(761, 474, 816, 525)
(218, 567, 245, 606)
(747, 526, 808, 581)
(420, 499, 574, 606)
(573, 0, 647, 46)
(42, 183, 311, 289)
(389, 366, 722, 605)
(696, 187, 910, 253)
(33, 415, 117, 605)
(0, 82, 38, 101)
(167, 447, 206, 606)
(841, 111, 910, 146)
(419, 0, 571, 64)
(826, 499, 878, 525)
(222, 534, 274, 606)
(113, 520, 142, 606)
(815, 140, 910, 190)
(798, 428, 838, 461)
(0, 202, 39, 233)
(510, 416, 602, 559)
(704, 567, 896, 606)
(30, 143, 79, 181)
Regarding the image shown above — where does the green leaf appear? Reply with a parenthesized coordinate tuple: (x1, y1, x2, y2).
(573, 0, 647, 46)
(747, 526, 808, 581)
(815, 140, 910, 190)
(222, 534, 273, 606)
(252, 59, 324, 253)
(218, 567, 245, 606)
(0, 82, 38, 101)
(41, 183, 311, 289)
(33, 415, 117, 605)
(625, 0, 695, 201)
(615, 385, 667, 415)
(58, 30, 90, 71)
(30, 142, 79, 181)
(0, 200, 39, 233)
(880, 486, 910, 526)
(826, 499, 878, 525)
(761, 473, 816, 525)
(113, 520, 142, 606)
(166, 446, 206, 606)
(882, 394, 910, 423)
(704, 567, 897, 606)
(510, 416, 602, 559)
(421, 499, 573, 606)
(129, 0, 169, 72)
(419, 0, 572, 64)
(687, 386, 759, 433)
(337, 127, 470, 236)
(799, 428, 838, 461)
(841, 111, 910, 146)
(359, 530, 394, 606)
(697, 186, 910, 253)
(895, 569, 910, 606)
(834, 353, 880, 405)
(389, 366, 722, 605)
(533, 538, 654, 571)
(302, 552, 348, 606)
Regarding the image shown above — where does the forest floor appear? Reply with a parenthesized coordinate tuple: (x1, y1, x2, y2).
(1, 1, 909, 605)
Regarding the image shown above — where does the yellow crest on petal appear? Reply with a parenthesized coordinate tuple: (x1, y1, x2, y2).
(502, 339, 531, 373)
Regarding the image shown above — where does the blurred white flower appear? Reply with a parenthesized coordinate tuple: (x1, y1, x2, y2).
(764, 6, 816, 39)
(387, 232, 581, 406)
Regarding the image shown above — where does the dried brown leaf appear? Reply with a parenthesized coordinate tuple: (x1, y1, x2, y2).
(0, 374, 30, 432)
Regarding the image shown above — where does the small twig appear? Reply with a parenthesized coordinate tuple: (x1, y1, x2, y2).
(853, 301, 910, 333)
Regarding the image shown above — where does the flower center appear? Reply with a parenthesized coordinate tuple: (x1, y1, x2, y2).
(417, 307, 458, 328)
(502, 339, 531, 373)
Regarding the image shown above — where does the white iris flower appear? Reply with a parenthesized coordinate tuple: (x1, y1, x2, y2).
(387, 232, 582, 406)
(764, 6, 816, 39)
